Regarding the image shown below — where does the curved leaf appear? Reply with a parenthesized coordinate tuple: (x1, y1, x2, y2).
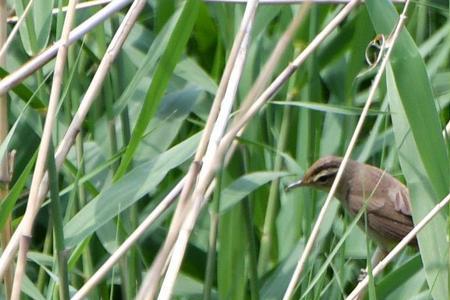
(219, 171, 288, 214)
(64, 132, 201, 248)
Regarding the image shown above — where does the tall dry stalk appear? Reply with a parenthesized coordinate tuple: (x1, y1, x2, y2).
(0, 0, 132, 94)
(9, 1, 79, 298)
(136, 1, 260, 298)
(0, 0, 13, 298)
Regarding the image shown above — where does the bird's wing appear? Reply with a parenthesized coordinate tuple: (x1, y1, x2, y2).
(352, 166, 412, 216)
(346, 175, 413, 223)
(367, 211, 416, 245)
(392, 186, 411, 215)
(369, 184, 414, 233)
(374, 185, 412, 216)
(348, 190, 414, 228)
(348, 189, 415, 245)
(345, 164, 416, 246)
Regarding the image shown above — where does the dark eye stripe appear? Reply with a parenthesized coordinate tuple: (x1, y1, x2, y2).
(313, 168, 338, 183)
(316, 174, 335, 183)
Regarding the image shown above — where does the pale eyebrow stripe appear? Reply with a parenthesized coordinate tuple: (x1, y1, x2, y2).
(313, 168, 338, 182)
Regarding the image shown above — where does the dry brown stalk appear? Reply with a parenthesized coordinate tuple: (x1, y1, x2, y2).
(0, 0, 13, 298)
(9, 1, 79, 298)
(136, 1, 260, 298)
(0, 0, 132, 94)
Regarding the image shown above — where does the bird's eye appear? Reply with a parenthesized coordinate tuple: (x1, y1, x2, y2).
(316, 174, 334, 184)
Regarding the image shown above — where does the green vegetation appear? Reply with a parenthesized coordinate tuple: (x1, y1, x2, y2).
(0, 0, 449, 299)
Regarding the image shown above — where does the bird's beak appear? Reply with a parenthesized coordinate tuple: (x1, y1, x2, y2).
(285, 179, 304, 192)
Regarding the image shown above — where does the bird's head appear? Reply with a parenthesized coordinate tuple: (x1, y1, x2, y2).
(285, 156, 343, 192)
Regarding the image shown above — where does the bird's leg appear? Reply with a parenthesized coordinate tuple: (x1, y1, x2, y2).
(371, 246, 388, 268)
(358, 247, 387, 281)
(354, 247, 388, 300)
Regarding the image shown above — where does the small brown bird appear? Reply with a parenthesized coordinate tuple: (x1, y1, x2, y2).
(286, 156, 417, 262)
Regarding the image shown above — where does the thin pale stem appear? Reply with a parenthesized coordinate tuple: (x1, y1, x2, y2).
(7, 0, 111, 23)
(143, 2, 258, 299)
(70, 179, 184, 300)
(0, 0, 132, 94)
(10, 236, 29, 300)
(0, 0, 33, 59)
(233, 2, 311, 121)
(136, 1, 259, 298)
(0, 0, 13, 298)
(10, 0, 79, 297)
(165, 15, 254, 300)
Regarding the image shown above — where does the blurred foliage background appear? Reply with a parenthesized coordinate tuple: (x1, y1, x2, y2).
(1, 0, 450, 299)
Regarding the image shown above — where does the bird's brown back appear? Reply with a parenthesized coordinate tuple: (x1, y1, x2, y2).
(333, 159, 417, 250)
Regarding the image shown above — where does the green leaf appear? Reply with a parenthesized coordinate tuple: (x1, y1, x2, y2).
(136, 87, 201, 158)
(114, 0, 200, 179)
(0, 68, 46, 111)
(387, 64, 448, 300)
(260, 240, 304, 300)
(15, 0, 54, 54)
(174, 58, 218, 95)
(64, 132, 201, 248)
(218, 206, 247, 299)
(376, 254, 424, 299)
(271, 101, 386, 116)
(0, 152, 36, 232)
(366, 0, 450, 197)
(112, 12, 187, 116)
(219, 171, 288, 214)
(22, 275, 46, 300)
(0, 96, 35, 165)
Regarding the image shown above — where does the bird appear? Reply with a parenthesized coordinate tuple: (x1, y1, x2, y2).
(285, 156, 417, 265)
